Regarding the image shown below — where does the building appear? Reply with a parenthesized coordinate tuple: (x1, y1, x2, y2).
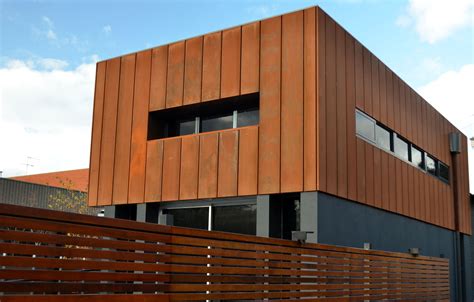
(87, 7, 471, 300)
(11, 168, 89, 192)
(1, 169, 98, 215)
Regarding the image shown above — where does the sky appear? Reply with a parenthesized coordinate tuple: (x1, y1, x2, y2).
(0, 0, 473, 191)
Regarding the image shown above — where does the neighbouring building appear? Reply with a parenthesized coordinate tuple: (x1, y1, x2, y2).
(87, 7, 472, 300)
(10, 168, 89, 192)
(1, 169, 97, 215)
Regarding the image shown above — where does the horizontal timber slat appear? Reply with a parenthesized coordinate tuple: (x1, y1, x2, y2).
(0, 203, 449, 300)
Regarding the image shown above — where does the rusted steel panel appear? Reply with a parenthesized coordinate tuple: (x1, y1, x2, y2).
(335, 23, 347, 198)
(303, 7, 317, 191)
(98, 58, 120, 206)
(241, 22, 260, 94)
(149, 46, 168, 111)
(113, 54, 135, 204)
(316, 8, 327, 191)
(202, 32, 222, 102)
(238, 127, 258, 196)
(183, 37, 203, 105)
(166, 42, 185, 108)
(363, 48, 372, 116)
(161, 138, 181, 201)
(128, 50, 151, 204)
(324, 15, 337, 196)
(281, 11, 304, 193)
(198, 133, 219, 198)
(88, 62, 106, 206)
(221, 27, 241, 98)
(179, 135, 200, 200)
(144, 140, 164, 202)
(258, 16, 281, 194)
(345, 32, 357, 201)
(217, 130, 239, 197)
(371, 57, 381, 208)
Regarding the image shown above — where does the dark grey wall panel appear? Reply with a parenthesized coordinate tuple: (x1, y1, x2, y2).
(316, 191, 469, 302)
(462, 233, 472, 301)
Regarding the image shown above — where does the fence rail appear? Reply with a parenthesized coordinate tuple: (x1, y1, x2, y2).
(0, 203, 449, 301)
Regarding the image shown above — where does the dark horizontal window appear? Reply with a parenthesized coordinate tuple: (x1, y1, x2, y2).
(439, 162, 449, 182)
(356, 110, 375, 142)
(165, 118, 196, 137)
(179, 119, 196, 136)
(355, 108, 449, 184)
(201, 113, 233, 133)
(148, 93, 259, 139)
(237, 108, 259, 127)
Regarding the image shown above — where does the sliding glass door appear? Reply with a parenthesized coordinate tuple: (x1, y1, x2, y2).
(162, 203, 256, 235)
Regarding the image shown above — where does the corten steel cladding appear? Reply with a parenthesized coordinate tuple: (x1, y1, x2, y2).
(88, 6, 470, 234)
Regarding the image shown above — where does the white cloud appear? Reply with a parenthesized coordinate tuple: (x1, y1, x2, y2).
(417, 64, 474, 192)
(33, 17, 88, 51)
(4, 58, 69, 71)
(413, 56, 443, 82)
(420, 57, 442, 75)
(46, 29, 57, 41)
(36, 58, 69, 70)
(37, 16, 58, 41)
(42, 16, 53, 28)
(0, 57, 97, 177)
(102, 25, 112, 34)
(246, 4, 280, 18)
(397, 0, 474, 43)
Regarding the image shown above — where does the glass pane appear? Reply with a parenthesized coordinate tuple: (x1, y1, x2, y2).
(411, 146, 425, 169)
(178, 119, 196, 136)
(212, 204, 256, 235)
(201, 113, 233, 132)
(439, 162, 449, 182)
(164, 207, 209, 230)
(356, 111, 375, 142)
(426, 155, 437, 176)
(237, 108, 259, 127)
(394, 135, 409, 161)
(376, 125, 391, 151)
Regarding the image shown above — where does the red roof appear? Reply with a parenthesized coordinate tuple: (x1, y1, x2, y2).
(10, 169, 89, 192)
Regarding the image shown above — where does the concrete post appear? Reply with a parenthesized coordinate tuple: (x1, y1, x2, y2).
(136, 204, 146, 222)
(300, 192, 318, 243)
(158, 211, 173, 226)
(103, 205, 116, 218)
(256, 195, 270, 237)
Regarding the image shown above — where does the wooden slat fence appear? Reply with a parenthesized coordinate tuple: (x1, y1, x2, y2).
(0, 203, 449, 301)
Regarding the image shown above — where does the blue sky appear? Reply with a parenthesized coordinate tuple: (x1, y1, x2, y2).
(2, 0, 472, 87)
(1, 0, 473, 190)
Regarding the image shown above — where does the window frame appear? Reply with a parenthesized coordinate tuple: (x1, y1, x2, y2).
(438, 161, 450, 183)
(393, 134, 410, 162)
(159, 197, 257, 233)
(236, 107, 259, 128)
(425, 154, 437, 176)
(199, 111, 235, 133)
(355, 109, 376, 143)
(410, 145, 425, 170)
(375, 123, 393, 152)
